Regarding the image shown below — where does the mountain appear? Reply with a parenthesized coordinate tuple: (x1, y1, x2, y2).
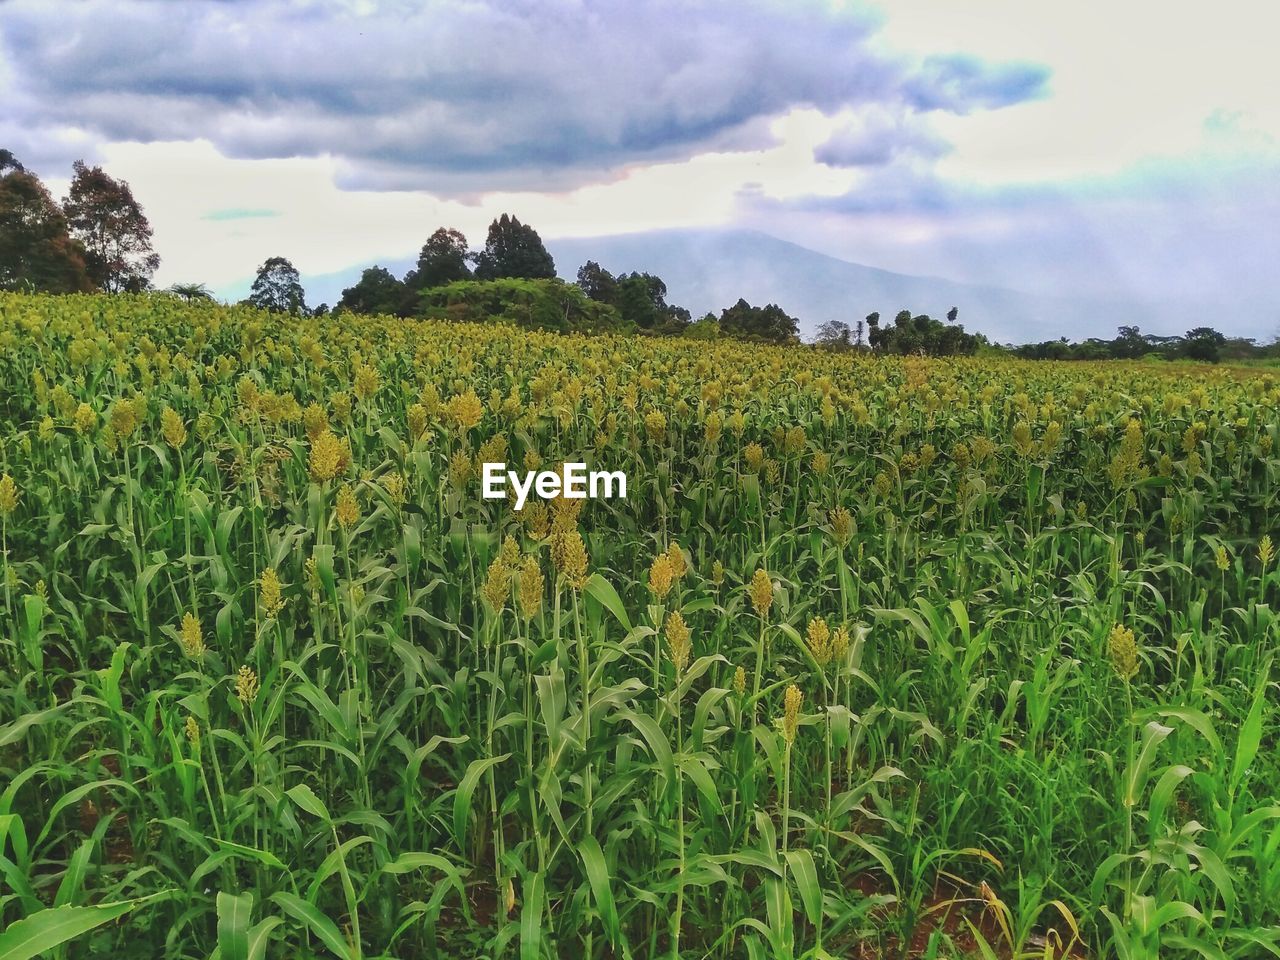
(281, 228, 1220, 344)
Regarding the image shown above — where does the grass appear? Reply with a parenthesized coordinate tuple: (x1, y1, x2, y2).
(0, 292, 1277, 959)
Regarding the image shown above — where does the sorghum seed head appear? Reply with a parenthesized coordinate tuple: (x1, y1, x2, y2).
(180, 612, 205, 658)
(782, 684, 802, 743)
(749, 568, 773, 619)
(1107, 623, 1139, 681)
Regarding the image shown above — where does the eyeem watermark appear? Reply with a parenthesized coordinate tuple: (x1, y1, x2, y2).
(482, 462, 627, 510)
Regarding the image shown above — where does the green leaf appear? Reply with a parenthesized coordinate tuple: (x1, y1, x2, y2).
(585, 573, 632, 632)
(520, 871, 545, 960)
(216, 891, 253, 960)
(578, 836, 620, 946)
(269, 891, 352, 959)
(1231, 659, 1270, 794)
(246, 917, 284, 960)
(783, 849, 822, 926)
(0, 893, 166, 960)
(286, 783, 331, 822)
(452, 754, 509, 848)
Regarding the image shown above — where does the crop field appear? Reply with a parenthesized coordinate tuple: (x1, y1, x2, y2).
(1, 292, 1279, 959)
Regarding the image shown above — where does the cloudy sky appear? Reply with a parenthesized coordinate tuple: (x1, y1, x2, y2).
(3, 0, 1278, 330)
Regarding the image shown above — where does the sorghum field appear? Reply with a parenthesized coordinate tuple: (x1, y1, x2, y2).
(2, 292, 1279, 960)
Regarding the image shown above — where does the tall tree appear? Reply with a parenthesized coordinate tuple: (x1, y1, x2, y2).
(576, 260, 618, 303)
(718, 298, 799, 344)
(1182, 326, 1226, 362)
(337, 266, 405, 316)
(0, 168, 92, 293)
(404, 228, 471, 293)
(472, 214, 555, 280)
(247, 256, 306, 314)
(815, 320, 853, 350)
(62, 160, 160, 292)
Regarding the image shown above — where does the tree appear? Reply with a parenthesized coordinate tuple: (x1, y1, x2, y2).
(62, 160, 160, 292)
(337, 266, 405, 316)
(863, 308, 980, 356)
(718, 298, 799, 344)
(0, 168, 92, 293)
(0, 149, 24, 174)
(167, 282, 213, 301)
(815, 320, 853, 351)
(404, 228, 471, 294)
(576, 260, 618, 303)
(472, 214, 555, 280)
(247, 256, 306, 314)
(1182, 326, 1226, 363)
(1111, 325, 1148, 360)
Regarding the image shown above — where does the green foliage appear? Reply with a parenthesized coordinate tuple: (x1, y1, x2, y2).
(337, 266, 407, 318)
(472, 214, 556, 281)
(246, 256, 307, 315)
(0, 169, 92, 293)
(867, 307, 984, 356)
(576, 261, 691, 333)
(718, 297, 800, 344)
(420, 276, 630, 333)
(61, 160, 160, 294)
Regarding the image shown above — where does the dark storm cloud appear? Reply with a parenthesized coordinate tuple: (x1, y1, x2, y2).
(0, 0, 1049, 193)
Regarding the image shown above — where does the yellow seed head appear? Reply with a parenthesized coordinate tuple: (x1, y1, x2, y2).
(748, 568, 773, 619)
(309, 430, 344, 482)
(666, 541, 687, 580)
(1215, 545, 1230, 572)
(0, 474, 19, 517)
(710, 560, 725, 586)
(806, 616, 832, 667)
(260, 567, 284, 619)
(185, 715, 201, 745)
(1260, 535, 1275, 571)
(831, 624, 850, 663)
(161, 406, 187, 447)
(733, 665, 747, 696)
(73, 402, 97, 435)
(482, 558, 510, 612)
(354, 363, 380, 400)
(518, 555, 544, 619)
(235, 665, 260, 706)
(644, 409, 667, 442)
(649, 553, 674, 599)
(406, 402, 428, 440)
(830, 506, 853, 547)
(1107, 623, 1139, 681)
(383, 471, 407, 505)
(522, 501, 550, 539)
(110, 398, 139, 439)
(665, 610, 691, 674)
(335, 483, 360, 530)
(782, 683, 802, 743)
(180, 612, 205, 658)
(552, 527, 590, 590)
(446, 390, 484, 430)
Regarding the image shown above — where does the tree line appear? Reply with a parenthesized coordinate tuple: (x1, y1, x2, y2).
(3, 148, 1268, 360)
(1009, 325, 1278, 364)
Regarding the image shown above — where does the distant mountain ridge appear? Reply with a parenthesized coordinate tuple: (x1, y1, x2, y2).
(258, 228, 1227, 345)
